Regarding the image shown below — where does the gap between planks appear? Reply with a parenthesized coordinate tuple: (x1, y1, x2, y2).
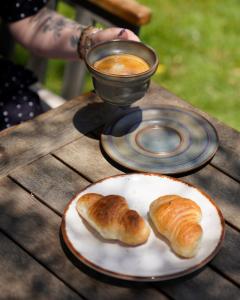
(51, 142, 240, 235)
(7, 166, 240, 289)
(51, 135, 240, 232)
(0, 227, 87, 300)
(6, 175, 170, 299)
(210, 264, 240, 288)
(209, 162, 240, 185)
(51, 153, 94, 184)
(8, 175, 63, 217)
(225, 220, 240, 234)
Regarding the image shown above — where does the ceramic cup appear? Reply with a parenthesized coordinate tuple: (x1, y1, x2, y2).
(85, 40, 158, 106)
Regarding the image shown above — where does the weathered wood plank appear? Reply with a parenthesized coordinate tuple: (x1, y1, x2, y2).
(53, 136, 123, 182)
(0, 231, 82, 300)
(0, 84, 239, 181)
(53, 135, 240, 229)
(53, 136, 240, 285)
(211, 225, 240, 285)
(181, 165, 240, 229)
(0, 93, 115, 178)
(9, 154, 240, 288)
(52, 135, 125, 182)
(60, 84, 240, 183)
(211, 145, 240, 182)
(0, 176, 168, 300)
(11, 155, 90, 214)
(157, 267, 240, 300)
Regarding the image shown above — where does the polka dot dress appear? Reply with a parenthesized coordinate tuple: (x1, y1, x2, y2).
(0, 59, 44, 130)
(1, 0, 48, 23)
(0, 1, 48, 130)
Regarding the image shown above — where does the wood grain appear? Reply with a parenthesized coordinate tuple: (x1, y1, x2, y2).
(0, 93, 115, 178)
(10, 155, 90, 214)
(211, 225, 240, 285)
(9, 154, 240, 289)
(157, 267, 240, 300)
(0, 176, 168, 300)
(0, 84, 239, 182)
(0, 81, 239, 299)
(53, 135, 123, 182)
(53, 135, 240, 229)
(54, 138, 240, 286)
(182, 165, 240, 229)
(89, 0, 152, 25)
(0, 231, 82, 300)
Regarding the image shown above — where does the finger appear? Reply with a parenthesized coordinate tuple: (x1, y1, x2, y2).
(93, 28, 140, 44)
(117, 29, 140, 42)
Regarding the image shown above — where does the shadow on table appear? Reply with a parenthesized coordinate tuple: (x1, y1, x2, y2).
(73, 102, 143, 140)
(73, 100, 214, 178)
(59, 229, 207, 288)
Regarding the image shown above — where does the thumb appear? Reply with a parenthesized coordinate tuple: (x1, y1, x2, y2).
(116, 28, 140, 41)
(92, 28, 140, 45)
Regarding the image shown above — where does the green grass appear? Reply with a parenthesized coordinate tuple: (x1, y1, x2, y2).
(139, 0, 240, 130)
(13, 0, 240, 130)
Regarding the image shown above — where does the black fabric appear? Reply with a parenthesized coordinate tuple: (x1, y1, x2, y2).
(0, 0, 48, 23)
(0, 1, 49, 130)
(0, 58, 43, 130)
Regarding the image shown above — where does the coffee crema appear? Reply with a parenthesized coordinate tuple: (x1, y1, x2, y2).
(92, 54, 150, 76)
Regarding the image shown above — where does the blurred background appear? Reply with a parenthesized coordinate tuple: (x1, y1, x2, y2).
(13, 0, 240, 130)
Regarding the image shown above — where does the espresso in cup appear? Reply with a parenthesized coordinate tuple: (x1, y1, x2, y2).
(93, 54, 150, 76)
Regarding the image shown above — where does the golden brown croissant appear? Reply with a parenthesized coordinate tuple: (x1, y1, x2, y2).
(76, 193, 150, 245)
(149, 195, 203, 258)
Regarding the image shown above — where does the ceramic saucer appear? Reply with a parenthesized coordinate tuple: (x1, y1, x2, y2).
(101, 106, 219, 174)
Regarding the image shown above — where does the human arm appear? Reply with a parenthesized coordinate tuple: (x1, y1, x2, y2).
(8, 7, 139, 60)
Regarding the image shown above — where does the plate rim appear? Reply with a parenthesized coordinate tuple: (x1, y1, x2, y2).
(61, 173, 225, 282)
(100, 105, 219, 175)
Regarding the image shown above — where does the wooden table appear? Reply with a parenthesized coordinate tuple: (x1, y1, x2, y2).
(0, 84, 239, 300)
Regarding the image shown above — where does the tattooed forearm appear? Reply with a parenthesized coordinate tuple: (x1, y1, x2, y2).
(42, 16, 68, 38)
(30, 7, 84, 40)
(10, 7, 90, 59)
(70, 35, 79, 49)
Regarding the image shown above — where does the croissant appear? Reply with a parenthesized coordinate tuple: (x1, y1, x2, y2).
(76, 193, 150, 245)
(149, 195, 203, 258)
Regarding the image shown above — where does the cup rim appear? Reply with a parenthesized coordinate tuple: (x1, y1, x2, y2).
(85, 40, 159, 79)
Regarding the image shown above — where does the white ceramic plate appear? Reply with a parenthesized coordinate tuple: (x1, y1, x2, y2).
(61, 173, 225, 281)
